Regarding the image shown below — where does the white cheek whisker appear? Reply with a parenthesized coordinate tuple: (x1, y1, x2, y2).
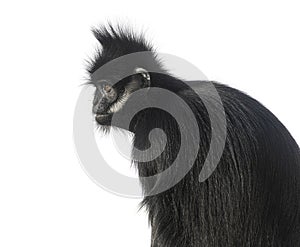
(107, 91, 131, 113)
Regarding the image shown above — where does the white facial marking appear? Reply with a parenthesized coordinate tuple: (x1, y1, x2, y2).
(107, 91, 131, 113)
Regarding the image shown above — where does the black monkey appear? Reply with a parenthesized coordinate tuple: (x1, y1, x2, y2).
(87, 25, 300, 246)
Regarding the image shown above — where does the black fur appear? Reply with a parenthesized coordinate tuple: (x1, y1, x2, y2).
(88, 25, 300, 246)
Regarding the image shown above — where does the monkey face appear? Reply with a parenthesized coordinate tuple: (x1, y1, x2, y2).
(92, 68, 150, 127)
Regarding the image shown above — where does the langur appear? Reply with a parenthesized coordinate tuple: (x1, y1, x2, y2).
(87, 24, 300, 246)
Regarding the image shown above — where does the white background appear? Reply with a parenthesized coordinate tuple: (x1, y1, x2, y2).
(0, 1, 299, 246)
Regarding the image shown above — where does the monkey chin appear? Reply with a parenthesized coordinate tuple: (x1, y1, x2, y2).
(95, 113, 112, 126)
(95, 113, 132, 135)
(94, 115, 112, 135)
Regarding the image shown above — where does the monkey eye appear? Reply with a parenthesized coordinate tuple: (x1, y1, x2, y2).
(94, 79, 109, 86)
(92, 79, 113, 92)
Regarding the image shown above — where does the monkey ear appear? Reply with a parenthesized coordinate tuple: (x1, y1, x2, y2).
(134, 67, 151, 88)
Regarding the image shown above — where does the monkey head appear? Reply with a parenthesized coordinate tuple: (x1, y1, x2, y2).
(87, 25, 168, 130)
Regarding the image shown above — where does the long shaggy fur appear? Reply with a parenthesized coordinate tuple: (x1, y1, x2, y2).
(88, 25, 300, 246)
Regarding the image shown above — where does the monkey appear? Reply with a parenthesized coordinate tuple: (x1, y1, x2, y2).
(87, 24, 300, 246)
